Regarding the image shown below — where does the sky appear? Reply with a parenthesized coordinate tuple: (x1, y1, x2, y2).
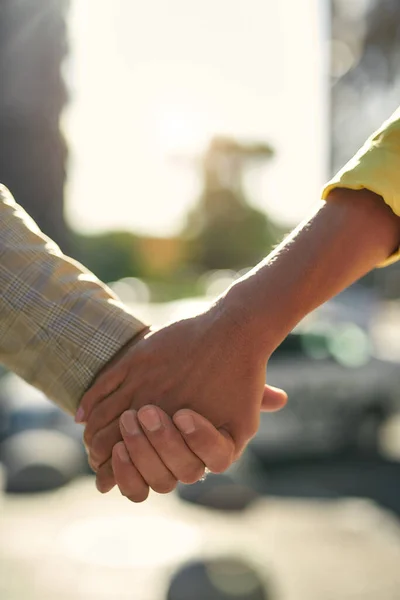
(64, 0, 330, 236)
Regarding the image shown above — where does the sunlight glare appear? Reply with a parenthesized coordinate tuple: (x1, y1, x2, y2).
(155, 107, 213, 156)
(59, 515, 202, 568)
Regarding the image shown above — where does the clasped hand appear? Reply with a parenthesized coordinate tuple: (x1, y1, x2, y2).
(78, 302, 287, 502)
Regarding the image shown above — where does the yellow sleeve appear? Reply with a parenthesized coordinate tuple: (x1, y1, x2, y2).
(322, 106, 400, 266)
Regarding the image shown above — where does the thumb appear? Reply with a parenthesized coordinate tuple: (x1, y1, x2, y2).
(173, 410, 235, 473)
(261, 384, 288, 412)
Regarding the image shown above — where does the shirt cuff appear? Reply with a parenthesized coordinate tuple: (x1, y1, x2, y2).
(321, 107, 400, 267)
(322, 179, 400, 268)
(44, 301, 148, 415)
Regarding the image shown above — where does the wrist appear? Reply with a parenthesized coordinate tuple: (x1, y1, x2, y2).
(215, 278, 281, 362)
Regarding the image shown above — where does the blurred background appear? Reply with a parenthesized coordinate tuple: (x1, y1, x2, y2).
(2, 0, 400, 598)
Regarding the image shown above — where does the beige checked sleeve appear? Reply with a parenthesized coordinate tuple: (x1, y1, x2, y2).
(0, 185, 147, 415)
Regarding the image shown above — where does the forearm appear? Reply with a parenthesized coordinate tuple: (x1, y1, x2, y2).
(222, 188, 400, 357)
(0, 185, 147, 414)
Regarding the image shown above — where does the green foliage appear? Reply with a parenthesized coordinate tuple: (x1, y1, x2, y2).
(184, 136, 280, 271)
(187, 188, 278, 270)
(70, 231, 144, 283)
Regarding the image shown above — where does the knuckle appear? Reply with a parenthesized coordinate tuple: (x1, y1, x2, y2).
(239, 418, 258, 447)
(179, 464, 205, 484)
(209, 453, 233, 474)
(208, 461, 226, 474)
(152, 476, 177, 494)
(91, 430, 107, 462)
(88, 455, 98, 473)
(245, 422, 258, 441)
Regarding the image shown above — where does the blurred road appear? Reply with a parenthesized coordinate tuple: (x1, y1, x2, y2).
(2, 477, 400, 600)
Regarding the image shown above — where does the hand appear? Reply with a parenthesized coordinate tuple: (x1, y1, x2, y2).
(107, 406, 237, 502)
(93, 383, 286, 501)
(79, 301, 286, 498)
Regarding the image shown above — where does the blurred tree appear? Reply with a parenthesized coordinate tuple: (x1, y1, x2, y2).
(184, 136, 281, 271)
(0, 0, 70, 252)
(70, 231, 145, 284)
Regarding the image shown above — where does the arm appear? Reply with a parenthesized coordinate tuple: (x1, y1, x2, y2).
(224, 104, 400, 348)
(0, 184, 147, 414)
(223, 188, 400, 358)
(221, 104, 400, 352)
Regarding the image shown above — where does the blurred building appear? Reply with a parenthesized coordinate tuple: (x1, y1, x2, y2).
(0, 0, 70, 252)
(331, 0, 400, 172)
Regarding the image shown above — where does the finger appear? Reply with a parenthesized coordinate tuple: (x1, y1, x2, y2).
(83, 382, 136, 447)
(76, 328, 150, 424)
(137, 405, 205, 484)
(95, 459, 117, 494)
(112, 442, 150, 503)
(77, 367, 127, 424)
(120, 410, 178, 494)
(261, 385, 288, 412)
(172, 410, 236, 473)
(87, 453, 98, 474)
(88, 418, 122, 471)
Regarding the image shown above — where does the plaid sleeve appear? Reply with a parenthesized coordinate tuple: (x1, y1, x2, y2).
(322, 106, 400, 267)
(0, 185, 147, 415)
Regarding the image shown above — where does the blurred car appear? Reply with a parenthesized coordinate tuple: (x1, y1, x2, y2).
(251, 321, 400, 463)
(0, 372, 88, 493)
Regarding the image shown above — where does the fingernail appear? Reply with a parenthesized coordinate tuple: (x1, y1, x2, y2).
(139, 407, 162, 432)
(121, 411, 140, 435)
(75, 407, 85, 423)
(174, 414, 196, 434)
(117, 443, 131, 464)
